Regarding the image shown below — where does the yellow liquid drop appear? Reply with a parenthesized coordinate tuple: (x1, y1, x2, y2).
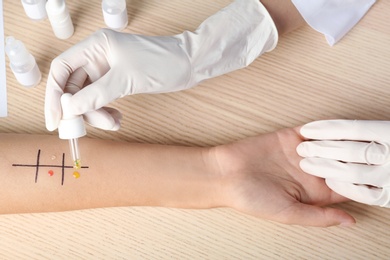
(73, 171, 80, 179)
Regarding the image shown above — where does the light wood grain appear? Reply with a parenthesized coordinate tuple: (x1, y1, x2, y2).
(1, 0, 390, 258)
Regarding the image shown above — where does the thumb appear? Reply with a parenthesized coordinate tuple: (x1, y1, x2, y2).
(278, 202, 356, 227)
(83, 107, 122, 131)
(70, 69, 131, 115)
(45, 88, 63, 131)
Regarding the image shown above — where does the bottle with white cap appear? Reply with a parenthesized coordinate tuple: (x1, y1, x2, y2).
(46, 0, 74, 39)
(5, 36, 41, 88)
(21, 0, 48, 21)
(102, 0, 128, 31)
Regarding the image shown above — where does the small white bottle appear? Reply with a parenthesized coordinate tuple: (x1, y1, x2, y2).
(46, 0, 74, 39)
(5, 37, 41, 88)
(102, 0, 128, 31)
(21, 0, 48, 21)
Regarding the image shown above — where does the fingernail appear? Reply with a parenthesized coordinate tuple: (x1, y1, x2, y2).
(339, 221, 356, 228)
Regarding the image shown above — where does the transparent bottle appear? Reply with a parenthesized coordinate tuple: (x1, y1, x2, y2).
(102, 0, 128, 31)
(5, 37, 41, 88)
(46, 0, 74, 39)
(21, 0, 48, 21)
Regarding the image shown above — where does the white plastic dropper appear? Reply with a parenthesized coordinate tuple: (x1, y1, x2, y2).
(46, 0, 74, 39)
(102, 0, 128, 31)
(5, 36, 41, 88)
(58, 93, 86, 169)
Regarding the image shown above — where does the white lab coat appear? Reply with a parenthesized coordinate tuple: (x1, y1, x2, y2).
(292, 0, 376, 45)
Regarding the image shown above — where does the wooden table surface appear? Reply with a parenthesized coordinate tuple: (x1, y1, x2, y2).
(1, 0, 390, 258)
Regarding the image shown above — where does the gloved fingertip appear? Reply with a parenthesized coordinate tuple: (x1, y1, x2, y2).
(110, 122, 121, 131)
(298, 158, 313, 174)
(46, 124, 57, 132)
(45, 118, 59, 132)
(300, 120, 331, 138)
(299, 122, 315, 138)
(296, 143, 307, 157)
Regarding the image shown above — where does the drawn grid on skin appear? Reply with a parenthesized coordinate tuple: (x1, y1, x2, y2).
(12, 149, 89, 185)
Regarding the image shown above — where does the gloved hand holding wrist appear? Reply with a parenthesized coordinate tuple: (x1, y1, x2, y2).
(297, 120, 390, 207)
(45, 0, 278, 131)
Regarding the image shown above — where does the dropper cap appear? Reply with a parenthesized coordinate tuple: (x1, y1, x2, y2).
(21, 0, 48, 20)
(5, 36, 41, 87)
(5, 37, 31, 67)
(58, 93, 86, 140)
(102, 0, 128, 31)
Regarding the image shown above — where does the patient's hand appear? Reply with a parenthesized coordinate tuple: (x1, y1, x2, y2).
(213, 127, 355, 227)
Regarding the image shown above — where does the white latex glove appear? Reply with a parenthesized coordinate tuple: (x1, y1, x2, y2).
(297, 120, 390, 207)
(45, 0, 278, 131)
(291, 0, 376, 46)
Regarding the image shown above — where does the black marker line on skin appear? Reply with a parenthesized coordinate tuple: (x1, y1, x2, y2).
(12, 150, 89, 185)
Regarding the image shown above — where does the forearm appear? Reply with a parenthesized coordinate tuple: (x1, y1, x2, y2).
(260, 0, 305, 35)
(0, 134, 222, 214)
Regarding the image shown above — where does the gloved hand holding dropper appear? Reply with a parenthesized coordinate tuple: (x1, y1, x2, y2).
(45, 0, 278, 131)
(45, 0, 376, 132)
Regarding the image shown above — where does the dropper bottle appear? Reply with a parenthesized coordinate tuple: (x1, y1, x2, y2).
(21, 0, 48, 21)
(58, 93, 86, 169)
(102, 0, 128, 31)
(5, 36, 41, 88)
(46, 0, 74, 39)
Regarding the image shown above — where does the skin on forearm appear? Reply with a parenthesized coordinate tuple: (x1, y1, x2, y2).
(0, 130, 355, 227)
(260, 0, 305, 35)
(0, 134, 222, 214)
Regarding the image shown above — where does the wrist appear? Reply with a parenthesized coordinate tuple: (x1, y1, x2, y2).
(260, 0, 305, 35)
(198, 147, 227, 208)
(207, 143, 244, 208)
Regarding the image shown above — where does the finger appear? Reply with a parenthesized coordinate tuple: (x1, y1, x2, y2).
(45, 60, 71, 131)
(45, 68, 89, 131)
(45, 48, 91, 131)
(53, 29, 111, 82)
(46, 46, 91, 97)
(299, 158, 390, 187)
(276, 202, 355, 227)
(49, 29, 111, 80)
(83, 107, 122, 131)
(45, 86, 63, 131)
(70, 69, 129, 115)
(300, 120, 390, 141)
(326, 179, 390, 207)
(63, 68, 88, 94)
(45, 30, 113, 131)
(297, 140, 390, 165)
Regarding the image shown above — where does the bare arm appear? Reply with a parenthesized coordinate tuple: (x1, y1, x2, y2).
(0, 134, 220, 213)
(0, 129, 354, 227)
(261, 0, 305, 35)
